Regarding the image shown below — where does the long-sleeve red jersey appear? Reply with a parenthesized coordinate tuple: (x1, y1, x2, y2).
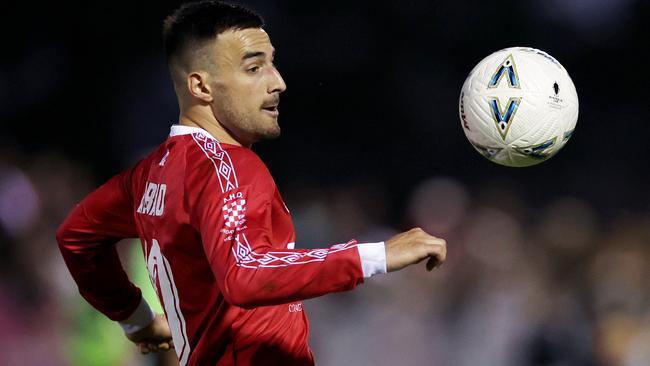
(56, 125, 386, 366)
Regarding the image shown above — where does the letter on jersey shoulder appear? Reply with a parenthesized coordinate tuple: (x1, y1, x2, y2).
(137, 181, 166, 217)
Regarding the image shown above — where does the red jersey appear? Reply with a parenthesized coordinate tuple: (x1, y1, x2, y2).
(56, 125, 386, 366)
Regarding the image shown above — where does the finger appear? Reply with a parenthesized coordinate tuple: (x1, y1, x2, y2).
(158, 342, 170, 351)
(426, 256, 440, 271)
(438, 240, 447, 262)
(148, 343, 160, 352)
(421, 243, 444, 259)
(423, 237, 446, 247)
(424, 240, 446, 261)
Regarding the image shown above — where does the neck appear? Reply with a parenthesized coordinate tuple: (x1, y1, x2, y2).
(178, 107, 247, 147)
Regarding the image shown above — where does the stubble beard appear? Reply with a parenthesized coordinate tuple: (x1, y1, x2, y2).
(259, 118, 281, 140)
(219, 103, 281, 144)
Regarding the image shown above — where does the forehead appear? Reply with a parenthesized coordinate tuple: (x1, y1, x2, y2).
(214, 28, 274, 59)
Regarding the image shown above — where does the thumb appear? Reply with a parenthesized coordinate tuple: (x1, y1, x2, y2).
(426, 255, 441, 271)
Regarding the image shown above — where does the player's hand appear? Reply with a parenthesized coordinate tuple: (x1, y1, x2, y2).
(385, 227, 447, 272)
(126, 313, 174, 354)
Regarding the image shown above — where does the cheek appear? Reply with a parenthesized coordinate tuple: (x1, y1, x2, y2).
(224, 81, 258, 106)
(211, 77, 263, 120)
(209, 93, 237, 125)
(211, 88, 253, 125)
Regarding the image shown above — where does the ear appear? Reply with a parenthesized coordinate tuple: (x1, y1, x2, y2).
(187, 72, 213, 103)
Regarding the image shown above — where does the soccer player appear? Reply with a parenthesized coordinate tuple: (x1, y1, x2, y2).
(56, 1, 447, 365)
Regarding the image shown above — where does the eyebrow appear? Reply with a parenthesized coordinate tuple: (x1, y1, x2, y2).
(241, 49, 276, 63)
(242, 51, 266, 61)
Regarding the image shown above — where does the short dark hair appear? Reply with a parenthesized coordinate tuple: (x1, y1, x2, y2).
(163, 1, 264, 64)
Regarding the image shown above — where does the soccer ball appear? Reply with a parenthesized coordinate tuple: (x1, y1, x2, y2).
(459, 47, 578, 167)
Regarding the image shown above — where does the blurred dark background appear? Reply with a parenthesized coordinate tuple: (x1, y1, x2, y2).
(1, 1, 649, 365)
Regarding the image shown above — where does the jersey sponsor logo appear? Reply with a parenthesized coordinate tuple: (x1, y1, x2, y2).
(137, 182, 166, 217)
(288, 302, 303, 313)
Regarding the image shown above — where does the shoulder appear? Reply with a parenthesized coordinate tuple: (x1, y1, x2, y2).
(184, 133, 274, 194)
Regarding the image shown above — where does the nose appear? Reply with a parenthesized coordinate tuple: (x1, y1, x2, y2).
(268, 66, 286, 94)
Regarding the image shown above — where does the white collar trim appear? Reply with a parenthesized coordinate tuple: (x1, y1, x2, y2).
(169, 124, 217, 140)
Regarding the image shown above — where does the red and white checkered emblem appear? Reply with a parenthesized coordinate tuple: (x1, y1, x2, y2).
(223, 199, 246, 228)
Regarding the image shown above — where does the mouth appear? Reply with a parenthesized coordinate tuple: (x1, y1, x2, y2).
(261, 104, 279, 117)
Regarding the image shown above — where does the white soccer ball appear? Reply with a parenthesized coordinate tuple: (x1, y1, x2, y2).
(459, 47, 579, 167)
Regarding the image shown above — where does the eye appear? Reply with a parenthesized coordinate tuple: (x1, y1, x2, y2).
(247, 66, 260, 73)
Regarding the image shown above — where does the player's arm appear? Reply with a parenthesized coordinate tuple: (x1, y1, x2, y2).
(189, 156, 446, 308)
(56, 165, 170, 349)
(192, 183, 365, 308)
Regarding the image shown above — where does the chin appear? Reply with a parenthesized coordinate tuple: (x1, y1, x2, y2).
(260, 126, 281, 140)
(248, 126, 280, 144)
(260, 119, 281, 139)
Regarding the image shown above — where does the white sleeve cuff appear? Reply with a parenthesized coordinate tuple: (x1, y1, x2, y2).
(357, 242, 387, 278)
(119, 297, 156, 335)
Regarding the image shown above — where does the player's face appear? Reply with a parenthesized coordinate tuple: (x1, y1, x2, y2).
(208, 28, 286, 145)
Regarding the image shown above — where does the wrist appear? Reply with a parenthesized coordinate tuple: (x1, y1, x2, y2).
(357, 242, 387, 278)
(118, 297, 155, 335)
